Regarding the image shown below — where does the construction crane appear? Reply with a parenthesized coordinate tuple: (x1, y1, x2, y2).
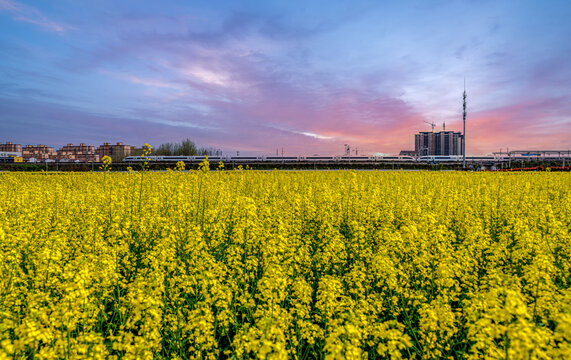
(423, 120, 436, 132)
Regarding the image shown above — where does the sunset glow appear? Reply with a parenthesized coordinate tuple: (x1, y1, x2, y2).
(1, 0, 570, 154)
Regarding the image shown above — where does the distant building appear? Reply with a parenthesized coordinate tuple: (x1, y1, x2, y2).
(96, 142, 137, 161)
(57, 143, 99, 162)
(415, 131, 463, 156)
(22, 144, 56, 161)
(0, 151, 23, 163)
(0, 142, 22, 152)
(399, 150, 417, 157)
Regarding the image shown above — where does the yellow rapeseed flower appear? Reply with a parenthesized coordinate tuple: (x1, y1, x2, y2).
(0, 171, 568, 358)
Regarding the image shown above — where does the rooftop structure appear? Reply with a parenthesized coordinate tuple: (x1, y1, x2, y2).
(399, 150, 417, 156)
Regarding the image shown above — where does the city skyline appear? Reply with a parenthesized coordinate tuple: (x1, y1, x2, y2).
(1, 0, 570, 155)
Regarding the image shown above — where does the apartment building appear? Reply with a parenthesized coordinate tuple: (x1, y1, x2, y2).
(415, 131, 464, 156)
(22, 144, 56, 160)
(0, 142, 22, 152)
(96, 142, 136, 161)
(57, 143, 99, 162)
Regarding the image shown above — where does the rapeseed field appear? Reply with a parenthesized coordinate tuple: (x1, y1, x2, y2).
(0, 170, 569, 359)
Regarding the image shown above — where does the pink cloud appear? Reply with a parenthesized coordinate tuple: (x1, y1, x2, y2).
(193, 82, 425, 155)
(195, 79, 570, 155)
(466, 98, 571, 153)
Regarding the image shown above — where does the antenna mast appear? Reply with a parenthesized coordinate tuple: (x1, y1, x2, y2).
(462, 78, 467, 169)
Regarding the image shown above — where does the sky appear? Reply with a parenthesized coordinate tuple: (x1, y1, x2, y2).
(1, 0, 570, 155)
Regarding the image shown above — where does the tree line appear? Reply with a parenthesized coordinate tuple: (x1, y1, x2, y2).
(152, 139, 221, 156)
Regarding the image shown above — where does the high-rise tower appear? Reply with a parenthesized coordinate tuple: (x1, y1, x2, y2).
(462, 79, 467, 168)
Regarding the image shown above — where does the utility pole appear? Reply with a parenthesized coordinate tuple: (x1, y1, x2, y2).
(462, 78, 467, 169)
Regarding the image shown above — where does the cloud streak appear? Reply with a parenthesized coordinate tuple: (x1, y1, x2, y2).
(0, 0, 73, 33)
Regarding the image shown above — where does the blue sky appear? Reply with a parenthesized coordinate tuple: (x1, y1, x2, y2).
(1, 0, 570, 154)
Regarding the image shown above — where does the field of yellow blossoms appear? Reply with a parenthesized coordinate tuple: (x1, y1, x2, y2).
(0, 169, 569, 359)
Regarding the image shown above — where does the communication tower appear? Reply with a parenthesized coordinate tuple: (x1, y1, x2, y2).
(462, 79, 467, 168)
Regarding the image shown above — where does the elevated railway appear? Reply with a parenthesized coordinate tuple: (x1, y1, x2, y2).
(4, 151, 568, 171)
(121, 152, 571, 170)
